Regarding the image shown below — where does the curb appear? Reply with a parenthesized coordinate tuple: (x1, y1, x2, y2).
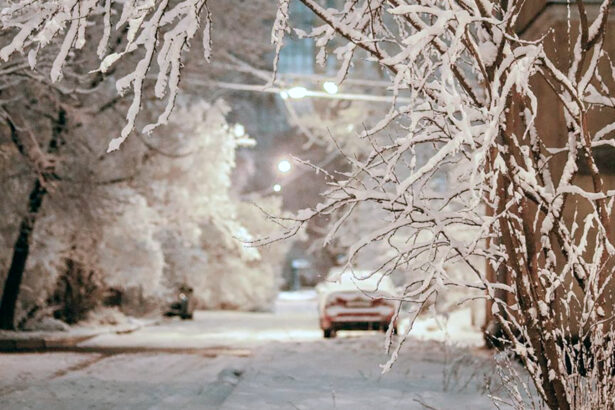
(0, 320, 158, 353)
(0, 335, 97, 352)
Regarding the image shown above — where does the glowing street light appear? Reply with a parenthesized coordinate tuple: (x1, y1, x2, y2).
(277, 159, 291, 173)
(287, 86, 308, 99)
(233, 123, 245, 137)
(323, 81, 338, 95)
(273, 184, 282, 192)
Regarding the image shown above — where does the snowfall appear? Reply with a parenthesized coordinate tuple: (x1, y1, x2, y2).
(0, 291, 503, 409)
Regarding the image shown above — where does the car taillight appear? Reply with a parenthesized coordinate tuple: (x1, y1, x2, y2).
(326, 296, 345, 307)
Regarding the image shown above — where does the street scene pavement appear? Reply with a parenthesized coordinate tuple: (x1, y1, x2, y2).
(0, 292, 497, 409)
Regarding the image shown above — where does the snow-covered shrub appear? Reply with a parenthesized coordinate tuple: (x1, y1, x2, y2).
(50, 253, 105, 325)
(97, 187, 165, 302)
(214, 197, 290, 311)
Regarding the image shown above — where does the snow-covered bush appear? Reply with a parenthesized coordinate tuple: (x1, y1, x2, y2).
(97, 187, 165, 301)
(50, 242, 105, 325)
(195, 222, 272, 311)
(230, 197, 290, 310)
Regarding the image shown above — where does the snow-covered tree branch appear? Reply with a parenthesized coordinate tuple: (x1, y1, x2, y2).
(269, 1, 615, 408)
(1, 0, 212, 150)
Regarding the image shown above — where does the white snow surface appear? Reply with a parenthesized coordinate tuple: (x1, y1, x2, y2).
(400, 308, 485, 347)
(0, 291, 496, 409)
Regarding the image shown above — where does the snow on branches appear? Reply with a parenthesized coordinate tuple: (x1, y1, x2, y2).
(0, 0, 211, 151)
(273, 1, 615, 408)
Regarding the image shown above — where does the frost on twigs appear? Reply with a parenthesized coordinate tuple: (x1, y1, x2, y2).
(277, 1, 615, 408)
(0, 0, 212, 151)
(270, 0, 290, 84)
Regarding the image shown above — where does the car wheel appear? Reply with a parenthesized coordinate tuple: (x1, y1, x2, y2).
(382, 324, 397, 334)
(323, 328, 336, 338)
(180, 313, 193, 320)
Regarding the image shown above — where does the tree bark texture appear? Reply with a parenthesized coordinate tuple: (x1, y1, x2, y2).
(0, 110, 65, 330)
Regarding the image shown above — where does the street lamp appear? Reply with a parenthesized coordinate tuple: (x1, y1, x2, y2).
(287, 86, 308, 99)
(277, 159, 291, 173)
(233, 123, 245, 137)
(273, 184, 282, 192)
(323, 81, 338, 94)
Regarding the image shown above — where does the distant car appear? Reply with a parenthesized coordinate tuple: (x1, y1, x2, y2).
(316, 269, 398, 338)
(164, 285, 195, 320)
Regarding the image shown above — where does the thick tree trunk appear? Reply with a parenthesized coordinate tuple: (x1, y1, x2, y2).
(0, 180, 47, 329)
(0, 110, 65, 330)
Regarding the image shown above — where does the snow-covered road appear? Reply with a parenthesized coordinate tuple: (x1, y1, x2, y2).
(0, 291, 498, 409)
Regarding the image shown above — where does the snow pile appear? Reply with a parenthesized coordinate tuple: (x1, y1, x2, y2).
(400, 308, 484, 347)
(82, 307, 129, 327)
(21, 317, 70, 332)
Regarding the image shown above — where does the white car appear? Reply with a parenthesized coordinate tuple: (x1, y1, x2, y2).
(316, 268, 398, 338)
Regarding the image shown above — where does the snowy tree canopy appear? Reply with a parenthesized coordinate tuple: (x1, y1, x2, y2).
(0, 0, 281, 330)
(0, 0, 212, 151)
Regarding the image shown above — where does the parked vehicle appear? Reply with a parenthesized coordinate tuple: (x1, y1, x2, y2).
(316, 269, 398, 338)
(164, 285, 195, 320)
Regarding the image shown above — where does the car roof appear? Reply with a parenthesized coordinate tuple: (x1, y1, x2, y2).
(324, 268, 396, 293)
